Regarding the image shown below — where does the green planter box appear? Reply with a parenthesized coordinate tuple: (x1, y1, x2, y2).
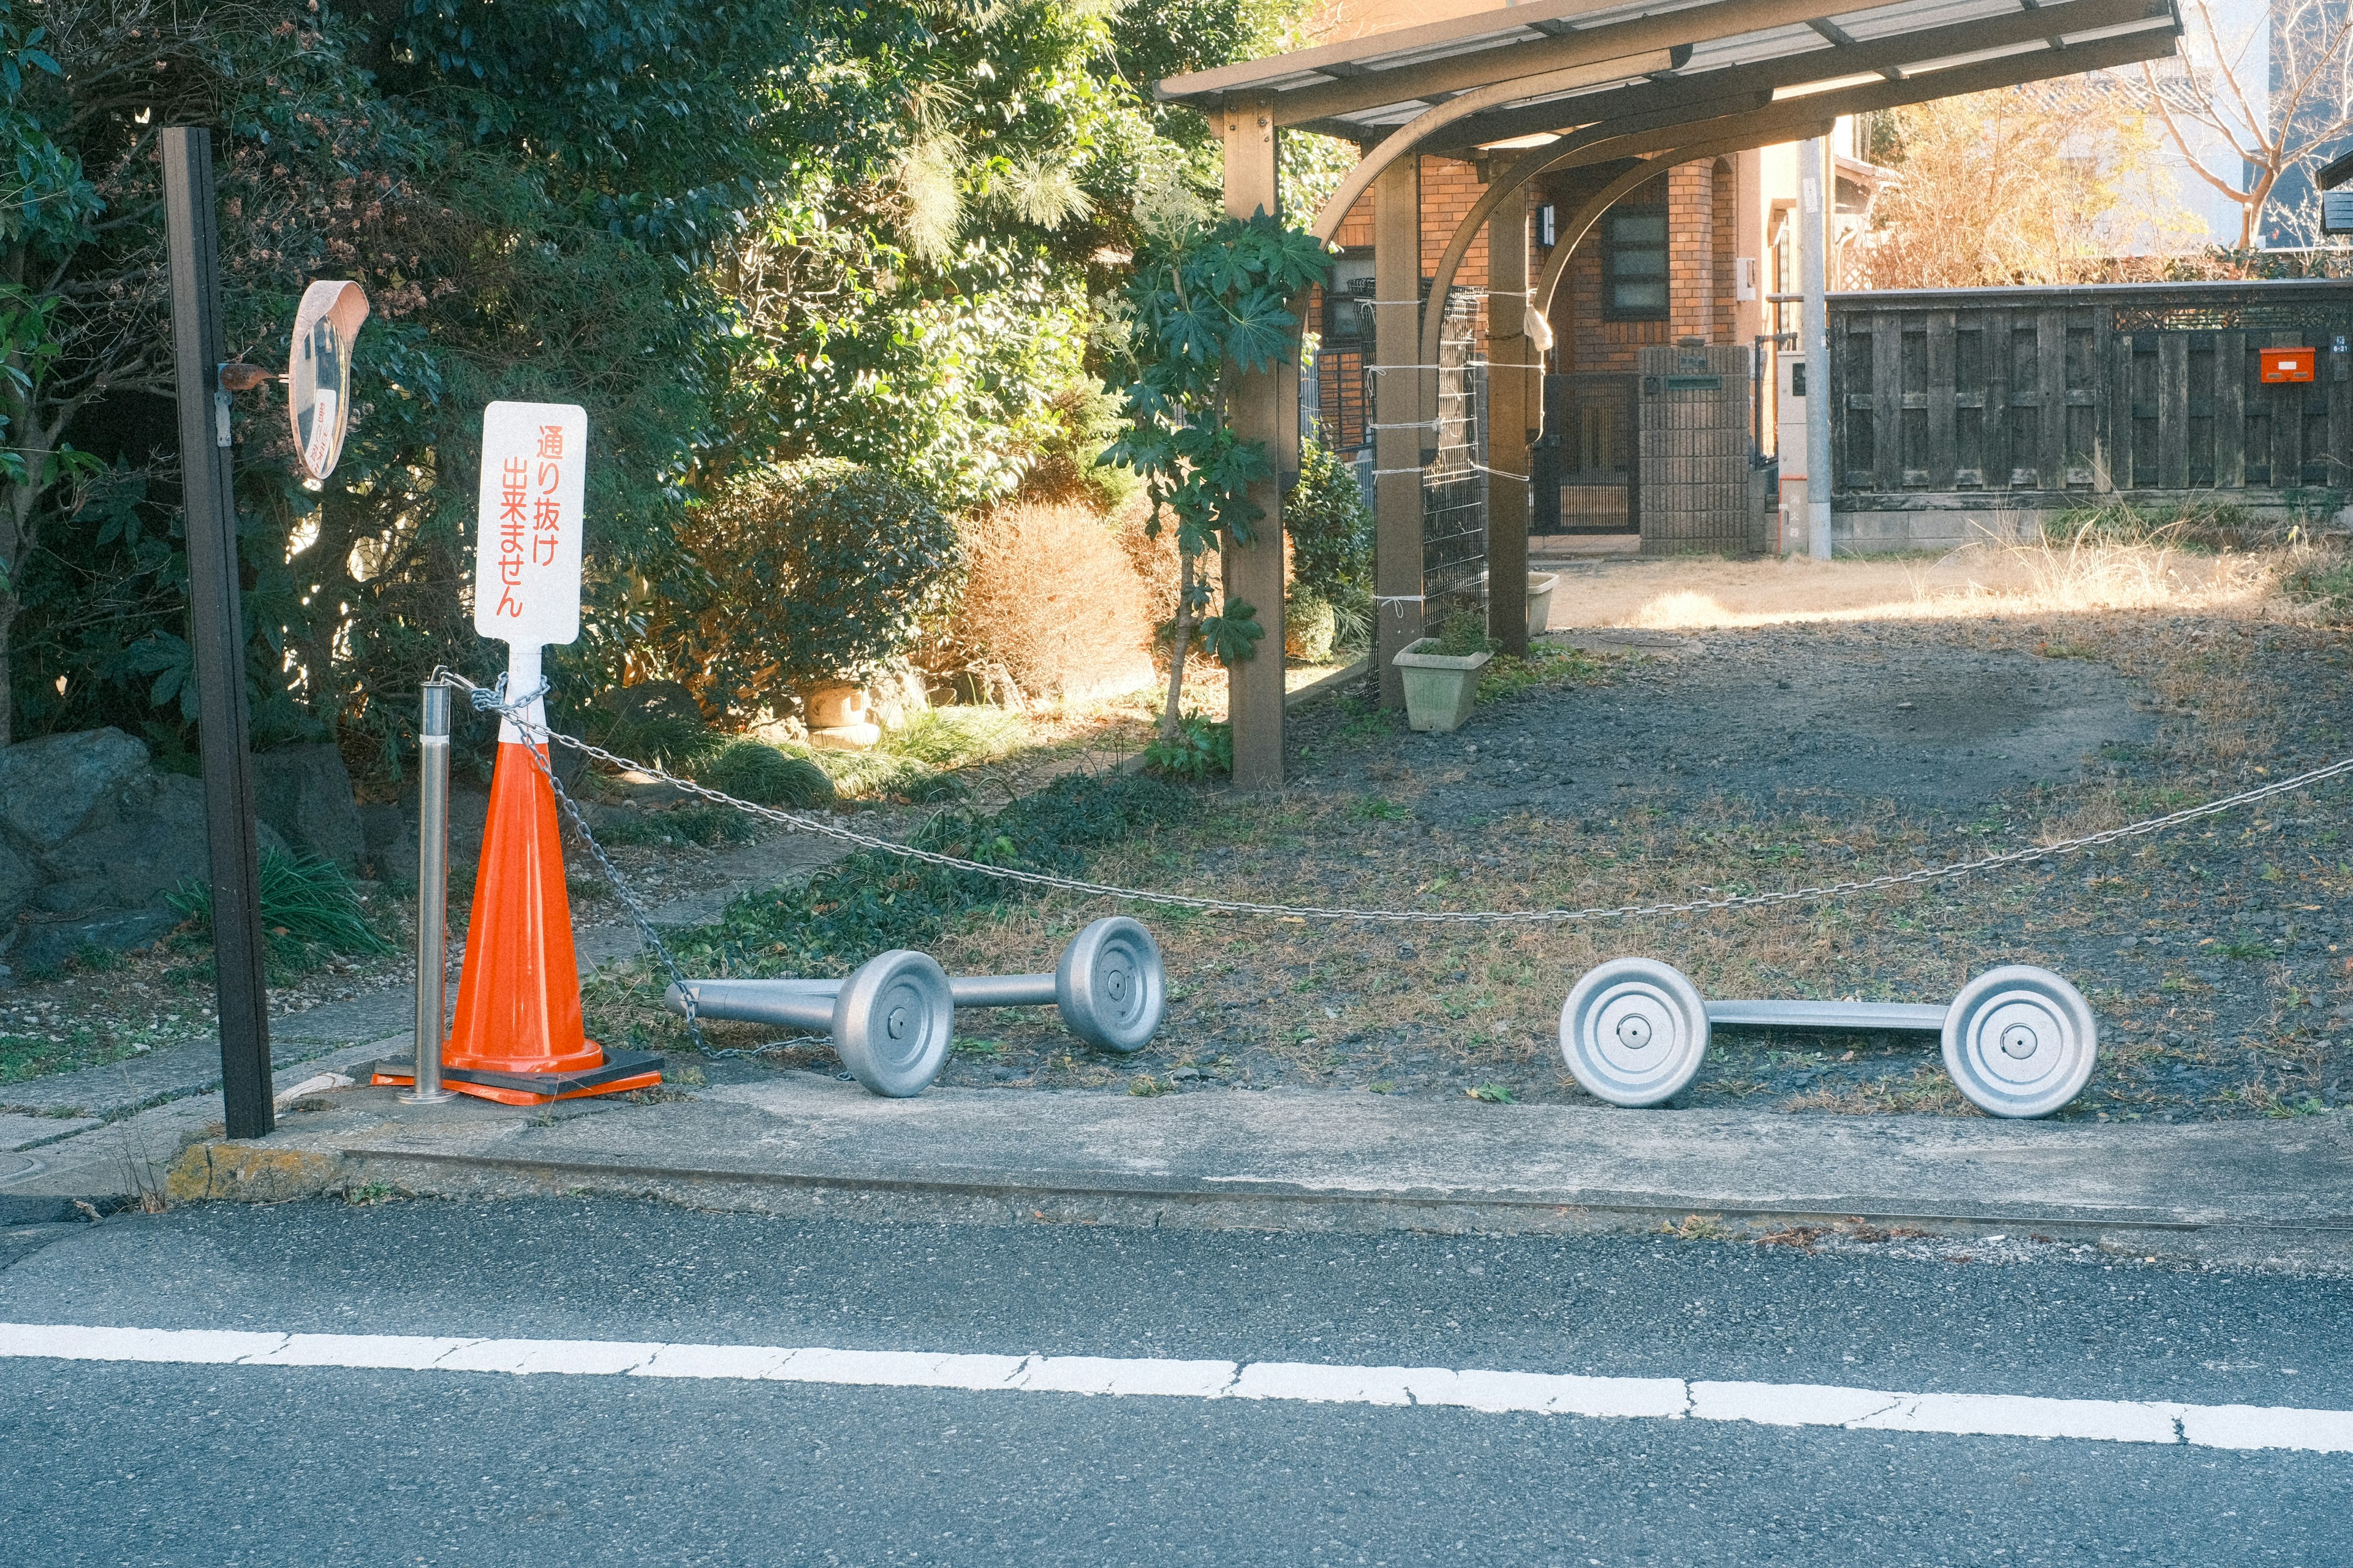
(1392, 638, 1490, 733)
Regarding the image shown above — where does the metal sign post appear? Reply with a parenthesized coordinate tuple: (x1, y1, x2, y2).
(162, 128, 274, 1140)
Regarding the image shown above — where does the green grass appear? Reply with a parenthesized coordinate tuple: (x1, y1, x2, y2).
(592, 805, 758, 848)
(584, 773, 1199, 1044)
(2283, 549, 2353, 618)
(797, 706, 1026, 801)
(702, 738, 836, 808)
(1480, 643, 1606, 703)
(167, 849, 391, 965)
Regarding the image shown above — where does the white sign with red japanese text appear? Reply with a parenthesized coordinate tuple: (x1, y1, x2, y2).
(472, 401, 586, 647)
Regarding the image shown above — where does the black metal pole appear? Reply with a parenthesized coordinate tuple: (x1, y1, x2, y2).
(162, 127, 273, 1140)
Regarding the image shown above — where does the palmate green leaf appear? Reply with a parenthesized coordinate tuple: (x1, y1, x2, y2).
(1200, 598, 1265, 665)
(1222, 288, 1297, 371)
(1169, 422, 1222, 464)
(1194, 227, 1266, 298)
(1261, 225, 1336, 293)
(1162, 296, 1226, 363)
(1206, 433, 1271, 496)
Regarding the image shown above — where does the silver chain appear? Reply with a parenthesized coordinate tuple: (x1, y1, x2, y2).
(437, 668, 2353, 928)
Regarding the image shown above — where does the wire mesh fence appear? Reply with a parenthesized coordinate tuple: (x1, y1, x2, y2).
(1423, 287, 1487, 627)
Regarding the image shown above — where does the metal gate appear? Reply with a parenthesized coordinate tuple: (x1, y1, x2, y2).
(1535, 373, 1639, 534)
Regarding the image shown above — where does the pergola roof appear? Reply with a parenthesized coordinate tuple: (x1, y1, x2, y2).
(1158, 0, 2183, 152)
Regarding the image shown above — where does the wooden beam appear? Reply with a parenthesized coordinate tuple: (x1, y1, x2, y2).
(1486, 173, 1533, 658)
(1307, 50, 1673, 243)
(1220, 99, 1287, 792)
(1373, 156, 1423, 711)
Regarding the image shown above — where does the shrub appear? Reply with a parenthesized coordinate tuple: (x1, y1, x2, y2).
(1142, 712, 1232, 780)
(1284, 590, 1338, 662)
(941, 502, 1156, 705)
(1287, 437, 1373, 601)
(1020, 381, 1142, 514)
(701, 740, 836, 808)
(585, 683, 720, 770)
(169, 850, 392, 964)
(656, 460, 962, 719)
(1431, 610, 1491, 657)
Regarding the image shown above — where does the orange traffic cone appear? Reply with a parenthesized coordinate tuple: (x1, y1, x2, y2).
(376, 738, 660, 1105)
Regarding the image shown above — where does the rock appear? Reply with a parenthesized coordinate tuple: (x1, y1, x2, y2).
(806, 683, 869, 729)
(13, 907, 182, 972)
(36, 771, 210, 915)
(0, 728, 150, 849)
(359, 803, 419, 880)
(809, 722, 882, 752)
(0, 841, 37, 925)
(866, 664, 930, 732)
(251, 743, 365, 866)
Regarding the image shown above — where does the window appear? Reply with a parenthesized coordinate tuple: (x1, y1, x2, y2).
(1604, 208, 1668, 321)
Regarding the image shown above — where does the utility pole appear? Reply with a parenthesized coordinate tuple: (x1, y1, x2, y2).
(163, 127, 273, 1140)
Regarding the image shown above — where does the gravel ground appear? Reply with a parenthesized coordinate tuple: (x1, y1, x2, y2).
(696, 605, 2353, 1123)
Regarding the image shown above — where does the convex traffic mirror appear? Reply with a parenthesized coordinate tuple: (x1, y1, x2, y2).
(287, 279, 369, 482)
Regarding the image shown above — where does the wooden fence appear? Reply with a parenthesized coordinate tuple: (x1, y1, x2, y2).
(1828, 279, 2353, 513)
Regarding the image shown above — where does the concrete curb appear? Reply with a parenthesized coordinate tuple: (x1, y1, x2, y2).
(156, 1070, 2353, 1265)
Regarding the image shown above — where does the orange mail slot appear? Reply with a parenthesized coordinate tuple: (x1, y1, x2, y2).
(2261, 347, 2316, 383)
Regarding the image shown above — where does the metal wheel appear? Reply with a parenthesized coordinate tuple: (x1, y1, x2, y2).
(1559, 957, 1710, 1108)
(1055, 917, 1165, 1053)
(832, 950, 955, 1097)
(1941, 964, 2098, 1119)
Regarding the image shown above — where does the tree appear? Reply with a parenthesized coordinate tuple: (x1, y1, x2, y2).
(1100, 209, 1330, 739)
(2139, 0, 2353, 249)
(1858, 78, 2197, 289)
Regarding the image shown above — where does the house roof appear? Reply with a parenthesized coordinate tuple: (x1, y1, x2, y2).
(1156, 0, 2184, 153)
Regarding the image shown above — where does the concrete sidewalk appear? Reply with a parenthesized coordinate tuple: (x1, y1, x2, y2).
(138, 1064, 2353, 1264)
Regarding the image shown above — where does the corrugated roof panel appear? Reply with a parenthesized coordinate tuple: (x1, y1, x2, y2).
(1893, 37, 2049, 77)
(1331, 98, 1441, 128)
(1546, 0, 1737, 32)
(1351, 29, 1544, 74)
(1679, 23, 1838, 75)
(1830, 0, 2028, 44)
(2056, 14, 2181, 44)
(1483, 70, 1670, 116)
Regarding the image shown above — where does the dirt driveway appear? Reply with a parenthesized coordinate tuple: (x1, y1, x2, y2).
(866, 547, 2353, 1123)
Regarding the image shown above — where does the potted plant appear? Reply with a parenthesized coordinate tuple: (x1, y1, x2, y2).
(1391, 612, 1491, 733)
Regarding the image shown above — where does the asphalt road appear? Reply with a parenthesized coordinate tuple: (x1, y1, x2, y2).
(3, 1199, 2349, 1567)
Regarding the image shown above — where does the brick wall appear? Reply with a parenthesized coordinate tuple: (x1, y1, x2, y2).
(1667, 161, 1713, 343)
(1710, 158, 1738, 346)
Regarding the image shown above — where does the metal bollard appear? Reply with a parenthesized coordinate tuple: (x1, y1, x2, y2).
(402, 680, 455, 1105)
(1559, 956, 2098, 1118)
(664, 917, 1166, 1097)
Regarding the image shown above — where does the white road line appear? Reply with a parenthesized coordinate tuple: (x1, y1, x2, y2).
(3, 1322, 2349, 1454)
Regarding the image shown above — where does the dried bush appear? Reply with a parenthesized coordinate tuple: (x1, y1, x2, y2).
(940, 502, 1154, 704)
(653, 460, 962, 719)
(1113, 493, 1183, 632)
